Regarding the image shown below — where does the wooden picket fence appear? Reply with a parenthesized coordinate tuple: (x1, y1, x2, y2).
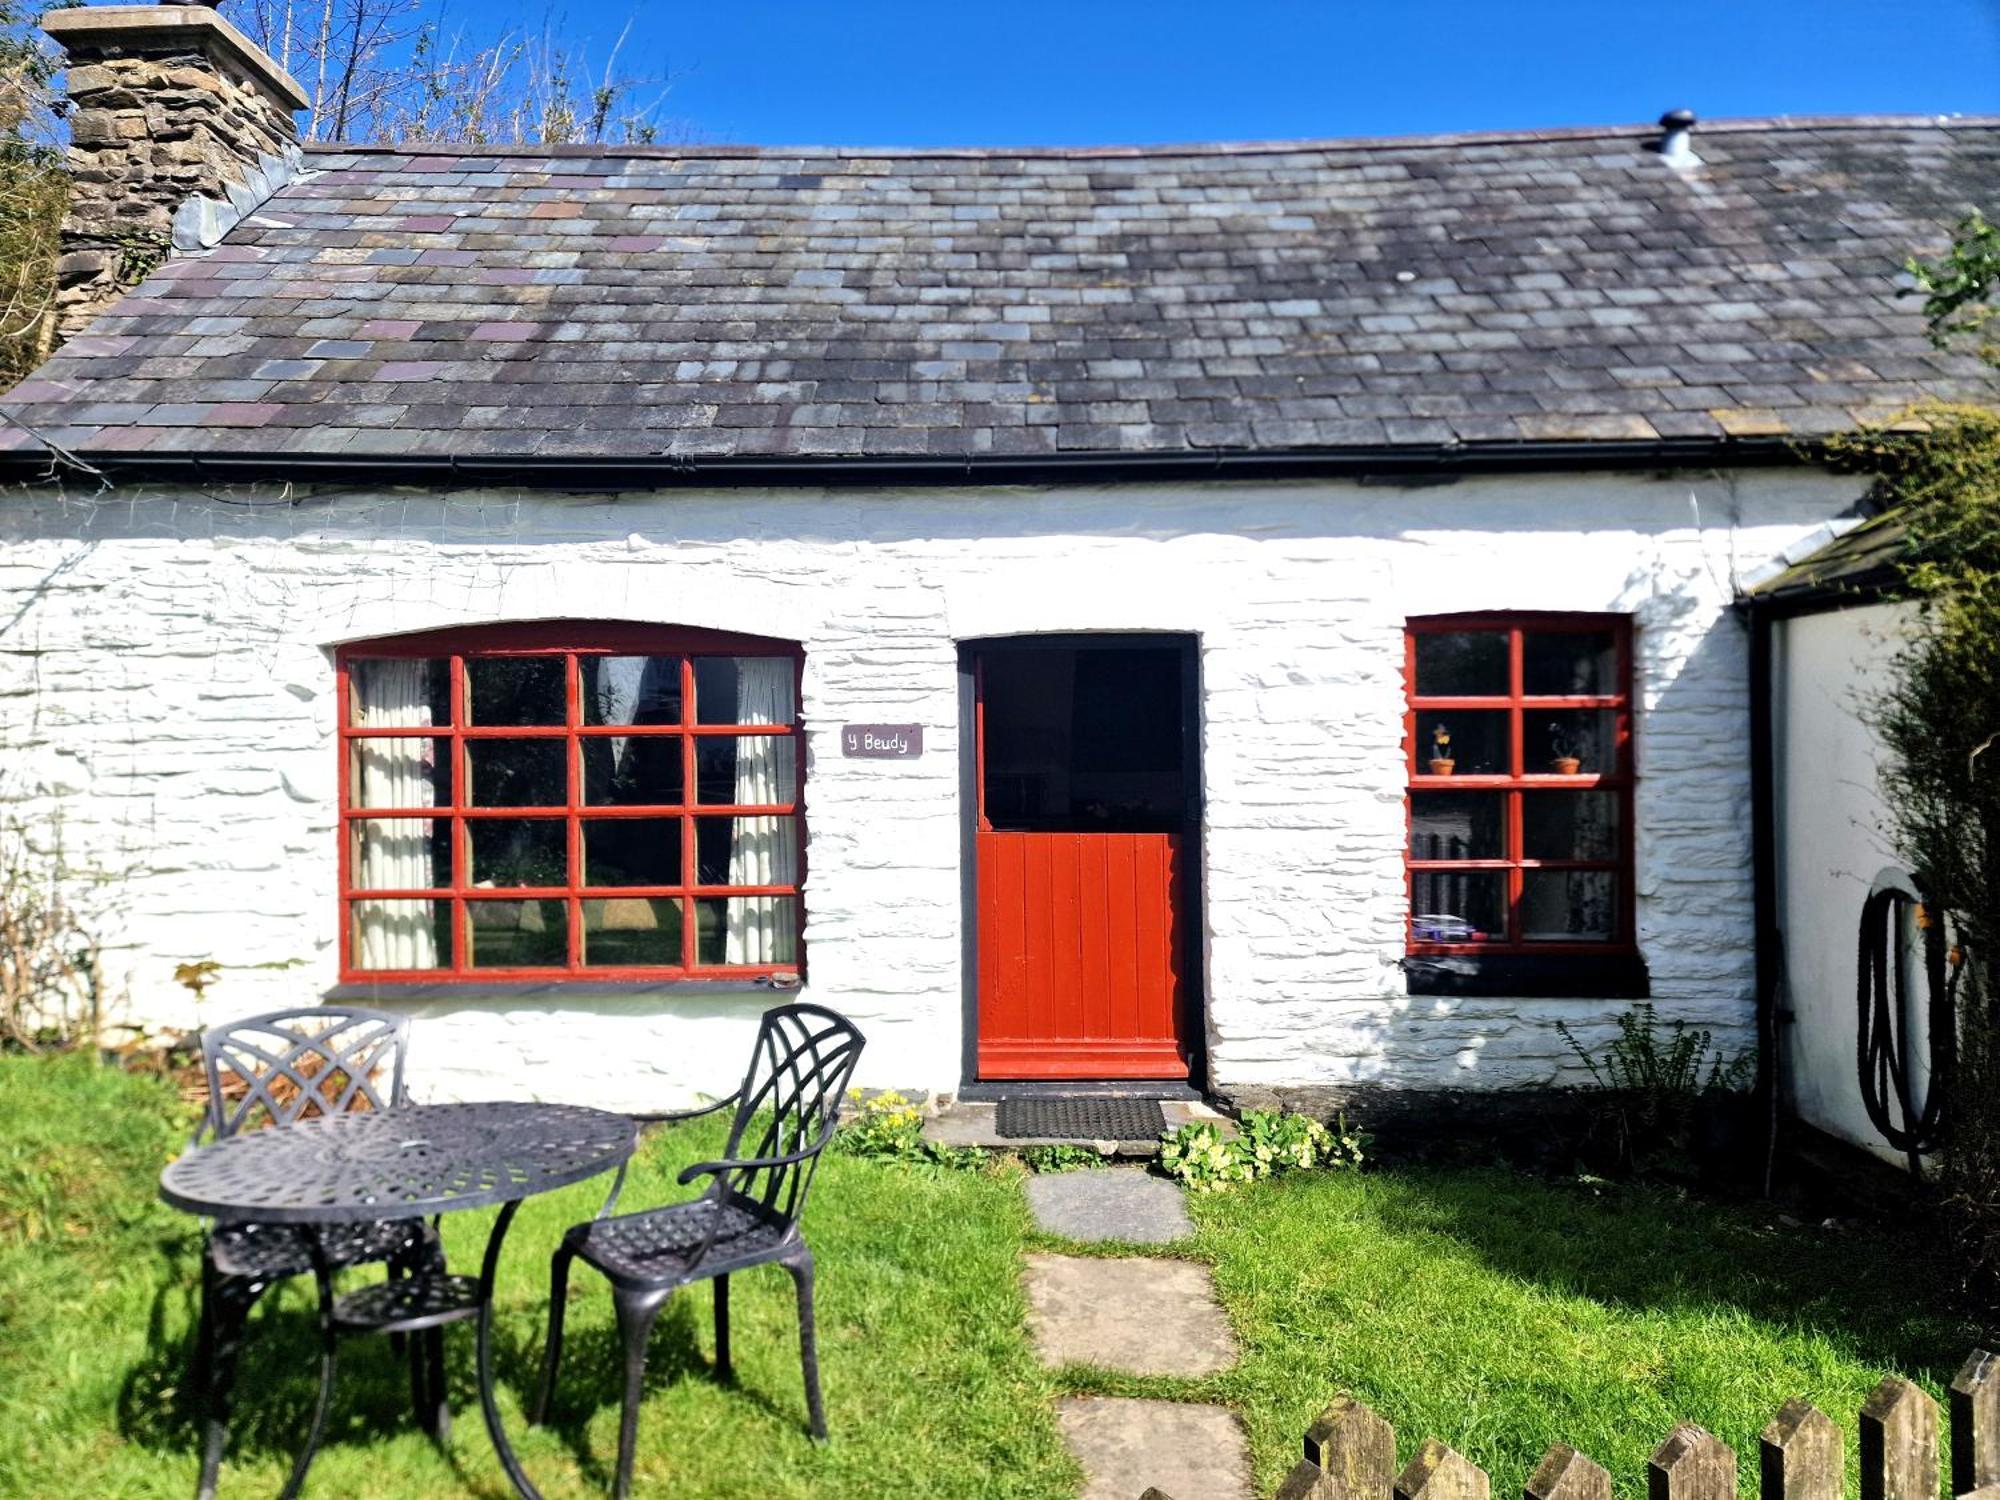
(1143, 1350, 2000, 1500)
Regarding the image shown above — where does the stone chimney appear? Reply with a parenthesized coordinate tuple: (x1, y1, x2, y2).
(41, 5, 310, 336)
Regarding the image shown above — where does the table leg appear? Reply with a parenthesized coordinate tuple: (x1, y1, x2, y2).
(277, 1232, 340, 1500)
(475, 1198, 541, 1500)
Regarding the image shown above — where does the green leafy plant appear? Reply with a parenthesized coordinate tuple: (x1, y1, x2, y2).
(1019, 1143, 1103, 1173)
(830, 1089, 926, 1159)
(1158, 1118, 1255, 1193)
(830, 1089, 987, 1173)
(1158, 1109, 1367, 1193)
(1557, 1004, 1750, 1179)
(1906, 209, 2000, 360)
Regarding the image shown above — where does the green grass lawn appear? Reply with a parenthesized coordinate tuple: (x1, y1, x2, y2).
(1043, 1167, 1972, 1499)
(0, 1051, 1975, 1500)
(0, 1053, 1076, 1499)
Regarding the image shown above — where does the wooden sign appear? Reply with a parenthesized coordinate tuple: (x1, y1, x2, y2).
(842, 723, 923, 759)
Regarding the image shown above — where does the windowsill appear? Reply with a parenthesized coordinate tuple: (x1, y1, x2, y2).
(1401, 950, 1649, 999)
(326, 978, 799, 1004)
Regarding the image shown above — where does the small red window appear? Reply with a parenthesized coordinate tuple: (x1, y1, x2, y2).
(337, 621, 803, 981)
(1405, 614, 1634, 954)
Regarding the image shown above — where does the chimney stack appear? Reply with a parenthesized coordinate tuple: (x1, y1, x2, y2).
(41, 5, 310, 337)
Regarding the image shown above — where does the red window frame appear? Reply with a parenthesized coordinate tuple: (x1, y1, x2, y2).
(336, 620, 805, 982)
(1404, 612, 1636, 956)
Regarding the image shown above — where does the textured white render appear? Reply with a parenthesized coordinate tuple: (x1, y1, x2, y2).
(0, 468, 1860, 1109)
(1772, 599, 1924, 1167)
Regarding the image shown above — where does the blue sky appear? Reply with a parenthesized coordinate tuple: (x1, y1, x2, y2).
(470, 0, 2000, 147)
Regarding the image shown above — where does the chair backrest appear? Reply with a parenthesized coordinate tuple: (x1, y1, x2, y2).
(197, 1006, 412, 1143)
(718, 1004, 865, 1230)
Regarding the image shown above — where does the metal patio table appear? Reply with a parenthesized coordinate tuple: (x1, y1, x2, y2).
(160, 1100, 638, 1500)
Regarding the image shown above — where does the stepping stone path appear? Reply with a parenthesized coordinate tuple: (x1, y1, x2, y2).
(1025, 1169, 1195, 1244)
(1022, 1168, 1252, 1500)
(1025, 1254, 1237, 1376)
(1058, 1397, 1252, 1500)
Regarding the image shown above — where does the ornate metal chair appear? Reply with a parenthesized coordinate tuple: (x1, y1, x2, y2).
(530, 1003, 866, 1499)
(190, 1006, 444, 1500)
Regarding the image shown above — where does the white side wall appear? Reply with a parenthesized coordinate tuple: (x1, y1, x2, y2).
(1771, 599, 1924, 1167)
(0, 469, 1859, 1110)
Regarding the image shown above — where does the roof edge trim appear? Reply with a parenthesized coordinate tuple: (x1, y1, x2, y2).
(297, 113, 2000, 162)
(0, 435, 1813, 492)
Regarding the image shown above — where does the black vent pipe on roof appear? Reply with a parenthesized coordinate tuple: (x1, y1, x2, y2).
(1654, 108, 1700, 166)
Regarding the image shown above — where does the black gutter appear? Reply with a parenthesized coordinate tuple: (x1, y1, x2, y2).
(1737, 569, 1905, 621)
(0, 434, 1811, 492)
(1743, 598, 1784, 1195)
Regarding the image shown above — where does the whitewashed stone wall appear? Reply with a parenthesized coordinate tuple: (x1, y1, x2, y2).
(0, 468, 1862, 1110)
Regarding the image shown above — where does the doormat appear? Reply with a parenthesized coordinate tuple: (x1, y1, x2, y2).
(995, 1098, 1166, 1141)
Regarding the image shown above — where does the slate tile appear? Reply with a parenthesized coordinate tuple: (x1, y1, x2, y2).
(14, 123, 1997, 464)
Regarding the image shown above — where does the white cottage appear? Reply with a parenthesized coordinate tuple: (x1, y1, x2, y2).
(4, 8, 1996, 1120)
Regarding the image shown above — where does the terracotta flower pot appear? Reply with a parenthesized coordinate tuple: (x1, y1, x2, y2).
(1551, 756, 1582, 775)
(1428, 758, 1456, 776)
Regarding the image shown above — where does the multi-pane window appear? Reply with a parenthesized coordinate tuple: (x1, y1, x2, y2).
(1405, 614, 1634, 953)
(337, 623, 803, 980)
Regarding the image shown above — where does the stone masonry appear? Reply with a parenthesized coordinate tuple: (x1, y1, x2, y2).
(43, 6, 306, 337)
(0, 469, 1863, 1109)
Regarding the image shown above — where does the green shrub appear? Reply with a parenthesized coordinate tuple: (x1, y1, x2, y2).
(1158, 1109, 1366, 1193)
(1556, 1003, 1752, 1180)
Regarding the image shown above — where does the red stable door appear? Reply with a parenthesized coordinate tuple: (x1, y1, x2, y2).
(971, 640, 1197, 1082)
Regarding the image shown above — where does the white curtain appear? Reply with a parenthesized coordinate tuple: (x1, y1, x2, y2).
(725, 658, 799, 965)
(353, 659, 441, 970)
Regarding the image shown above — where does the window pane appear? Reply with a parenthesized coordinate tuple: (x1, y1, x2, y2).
(584, 819, 683, 887)
(1522, 870, 1617, 942)
(694, 656, 797, 725)
(1409, 873, 1504, 944)
(467, 899, 567, 967)
(1524, 630, 1618, 697)
(1524, 792, 1621, 862)
(350, 818, 451, 891)
(349, 658, 450, 729)
(696, 896, 799, 965)
(582, 656, 682, 727)
(350, 899, 452, 970)
(583, 898, 684, 967)
(350, 738, 447, 808)
(583, 735, 682, 807)
(467, 656, 566, 726)
(1417, 711, 1508, 776)
(1531, 710, 1619, 775)
(696, 735, 798, 805)
(466, 739, 567, 807)
(1413, 632, 1507, 696)
(695, 814, 800, 886)
(469, 818, 567, 887)
(1409, 792, 1504, 861)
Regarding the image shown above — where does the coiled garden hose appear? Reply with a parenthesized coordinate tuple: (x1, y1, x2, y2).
(1855, 878, 1958, 1170)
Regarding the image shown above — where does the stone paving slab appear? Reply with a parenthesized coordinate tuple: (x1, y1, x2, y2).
(1058, 1397, 1253, 1500)
(1026, 1168, 1195, 1244)
(1024, 1254, 1237, 1376)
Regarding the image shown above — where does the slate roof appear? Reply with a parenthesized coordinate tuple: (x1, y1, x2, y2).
(3, 115, 1999, 477)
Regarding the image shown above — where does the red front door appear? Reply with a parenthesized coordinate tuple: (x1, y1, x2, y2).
(971, 642, 1195, 1081)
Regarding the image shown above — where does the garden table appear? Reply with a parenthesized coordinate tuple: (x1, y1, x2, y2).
(160, 1100, 638, 1500)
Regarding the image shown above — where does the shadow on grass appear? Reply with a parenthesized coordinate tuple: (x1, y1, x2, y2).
(112, 1237, 804, 1494)
(1261, 1165, 1970, 1380)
